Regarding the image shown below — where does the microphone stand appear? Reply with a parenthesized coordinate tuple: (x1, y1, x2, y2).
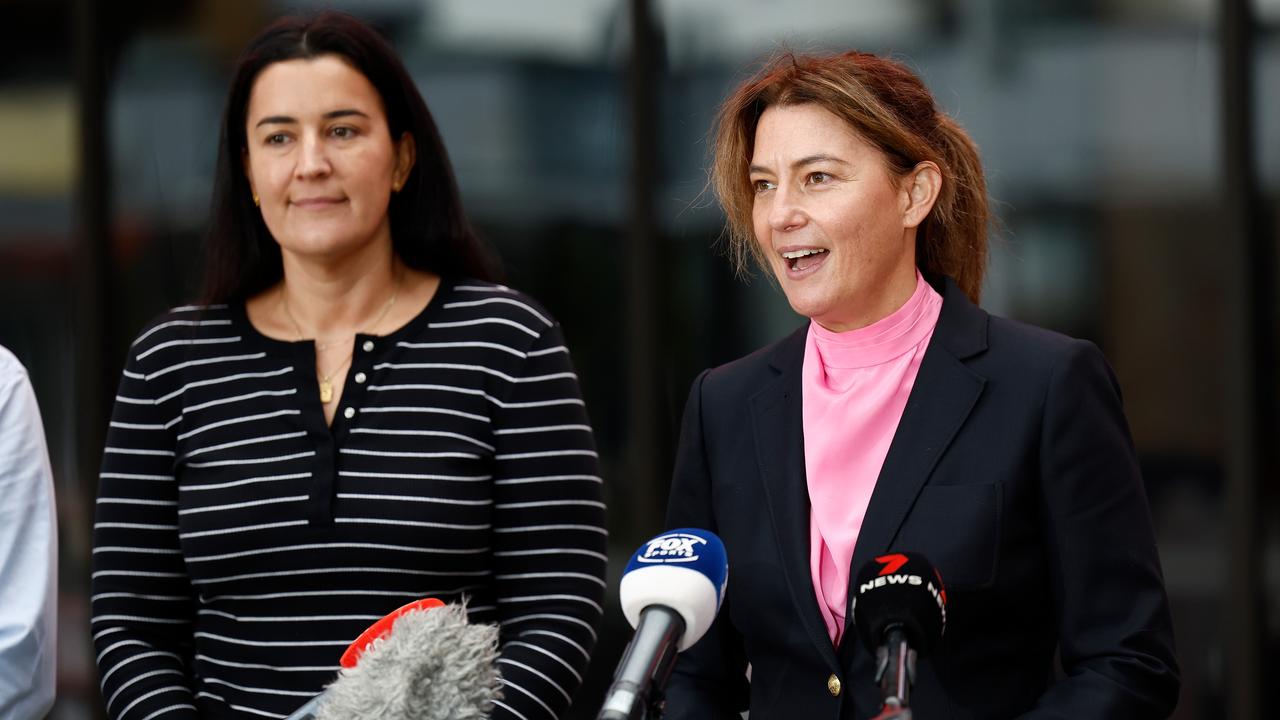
(597, 606, 685, 720)
(870, 625, 915, 720)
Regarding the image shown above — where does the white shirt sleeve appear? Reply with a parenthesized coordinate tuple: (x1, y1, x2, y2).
(0, 346, 58, 719)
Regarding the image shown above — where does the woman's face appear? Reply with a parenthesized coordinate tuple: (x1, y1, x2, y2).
(243, 54, 414, 264)
(749, 103, 933, 332)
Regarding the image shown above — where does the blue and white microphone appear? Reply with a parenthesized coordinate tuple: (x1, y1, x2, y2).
(597, 528, 728, 720)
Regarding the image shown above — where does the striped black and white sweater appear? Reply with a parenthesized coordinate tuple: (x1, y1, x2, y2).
(91, 280, 607, 720)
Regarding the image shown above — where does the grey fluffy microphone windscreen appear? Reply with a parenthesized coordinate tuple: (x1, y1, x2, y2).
(291, 601, 502, 720)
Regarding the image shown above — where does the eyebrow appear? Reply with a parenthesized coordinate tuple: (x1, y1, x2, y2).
(254, 109, 370, 128)
(748, 154, 850, 175)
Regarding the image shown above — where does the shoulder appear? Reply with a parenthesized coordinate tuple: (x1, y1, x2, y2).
(698, 324, 806, 399)
(122, 304, 244, 379)
(437, 279, 558, 328)
(0, 344, 33, 404)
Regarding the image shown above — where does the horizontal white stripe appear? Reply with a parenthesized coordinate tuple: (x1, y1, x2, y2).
(178, 495, 307, 516)
(340, 448, 481, 460)
(186, 450, 315, 468)
(193, 565, 488, 586)
(428, 317, 539, 338)
(493, 424, 592, 436)
(396, 340, 527, 358)
(499, 612, 598, 640)
(199, 608, 380, 623)
(334, 518, 490, 531)
(180, 520, 309, 539)
(93, 546, 182, 556)
(494, 474, 603, 486)
(442, 297, 552, 325)
(192, 692, 284, 719)
(526, 345, 568, 357)
(373, 361, 574, 385)
(499, 676, 557, 718)
(359, 405, 489, 423)
(92, 592, 188, 602)
(110, 421, 168, 430)
(104, 447, 175, 457)
(520, 628, 590, 661)
(491, 699, 531, 720)
(94, 614, 187, 624)
(146, 352, 267, 381)
(95, 522, 180, 531)
(494, 500, 605, 511)
(194, 631, 348, 648)
(99, 649, 182, 690)
(136, 335, 241, 361)
(180, 471, 310, 492)
(97, 497, 177, 507)
(184, 388, 297, 414)
(156, 366, 293, 404)
(132, 318, 232, 346)
(454, 284, 512, 293)
(118, 685, 191, 720)
(494, 571, 606, 587)
(495, 449, 599, 460)
(92, 570, 187, 579)
(498, 657, 572, 703)
(101, 472, 173, 482)
(337, 493, 491, 506)
(186, 542, 488, 565)
(199, 588, 424, 603)
(196, 653, 338, 673)
(503, 639, 583, 682)
(177, 409, 300, 441)
(491, 396, 585, 409)
(338, 470, 491, 482)
(203, 676, 314, 697)
(349, 427, 494, 451)
(498, 595, 603, 614)
(138, 703, 199, 720)
(494, 548, 608, 563)
(182, 431, 308, 460)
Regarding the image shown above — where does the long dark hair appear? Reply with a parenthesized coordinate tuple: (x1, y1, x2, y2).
(201, 10, 496, 304)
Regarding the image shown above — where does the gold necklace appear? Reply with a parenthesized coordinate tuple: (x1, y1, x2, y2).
(280, 272, 402, 403)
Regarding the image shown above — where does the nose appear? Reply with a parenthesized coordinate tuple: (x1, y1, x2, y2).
(767, 183, 807, 232)
(296, 132, 332, 179)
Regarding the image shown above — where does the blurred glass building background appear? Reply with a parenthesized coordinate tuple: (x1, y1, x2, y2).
(1, 0, 1276, 717)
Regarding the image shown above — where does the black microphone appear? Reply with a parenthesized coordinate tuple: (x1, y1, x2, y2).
(851, 552, 947, 720)
(597, 529, 729, 720)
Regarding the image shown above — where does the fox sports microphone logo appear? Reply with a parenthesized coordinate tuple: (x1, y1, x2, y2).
(637, 533, 706, 563)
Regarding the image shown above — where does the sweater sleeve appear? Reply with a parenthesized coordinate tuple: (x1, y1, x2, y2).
(487, 320, 607, 720)
(91, 327, 200, 720)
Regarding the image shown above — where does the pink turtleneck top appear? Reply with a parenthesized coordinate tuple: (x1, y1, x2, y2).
(801, 271, 943, 646)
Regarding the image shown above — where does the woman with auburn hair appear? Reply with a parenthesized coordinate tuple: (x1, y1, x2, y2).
(90, 11, 604, 720)
(664, 51, 1179, 718)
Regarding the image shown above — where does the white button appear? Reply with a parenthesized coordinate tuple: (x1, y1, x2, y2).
(361, 340, 374, 352)
(343, 407, 355, 419)
(354, 372, 367, 384)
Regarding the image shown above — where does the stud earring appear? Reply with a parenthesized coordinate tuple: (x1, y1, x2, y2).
(252, 193, 260, 207)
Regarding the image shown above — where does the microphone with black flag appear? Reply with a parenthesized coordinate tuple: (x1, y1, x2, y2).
(852, 552, 947, 720)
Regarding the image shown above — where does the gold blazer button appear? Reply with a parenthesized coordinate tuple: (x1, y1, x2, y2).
(827, 673, 841, 696)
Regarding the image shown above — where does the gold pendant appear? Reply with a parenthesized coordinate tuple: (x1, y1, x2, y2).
(319, 380, 334, 404)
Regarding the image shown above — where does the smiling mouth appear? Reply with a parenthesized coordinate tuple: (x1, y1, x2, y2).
(782, 248, 828, 272)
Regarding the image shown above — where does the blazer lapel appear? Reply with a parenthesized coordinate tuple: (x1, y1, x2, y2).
(749, 326, 841, 669)
(848, 279, 990, 592)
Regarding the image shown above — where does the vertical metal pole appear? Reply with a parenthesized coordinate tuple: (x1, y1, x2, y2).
(73, 0, 114, 499)
(1219, 0, 1271, 716)
(624, 0, 663, 538)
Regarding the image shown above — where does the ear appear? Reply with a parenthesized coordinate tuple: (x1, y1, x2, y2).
(392, 132, 417, 191)
(901, 160, 941, 229)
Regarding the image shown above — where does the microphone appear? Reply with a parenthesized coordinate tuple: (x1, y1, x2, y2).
(851, 552, 947, 720)
(284, 598, 502, 720)
(597, 528, 728, 720)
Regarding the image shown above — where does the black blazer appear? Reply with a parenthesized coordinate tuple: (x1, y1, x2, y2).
(663, 277, 1179, 719)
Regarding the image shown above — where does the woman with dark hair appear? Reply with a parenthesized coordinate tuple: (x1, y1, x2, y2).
(91, 12, 604, 720)
(663, 51, 1179, 718)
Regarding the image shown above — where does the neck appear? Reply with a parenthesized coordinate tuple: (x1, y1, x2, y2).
(278, 245, 401, 339)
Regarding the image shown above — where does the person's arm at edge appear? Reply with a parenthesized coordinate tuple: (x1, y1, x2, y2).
(0, 348, 58, 719)
(1022, 339, 1180, 718)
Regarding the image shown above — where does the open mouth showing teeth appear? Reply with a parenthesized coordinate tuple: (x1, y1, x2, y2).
(782, 248, 828, 271)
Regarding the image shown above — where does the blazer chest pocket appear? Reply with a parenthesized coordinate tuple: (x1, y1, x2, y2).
(894, 483, 1000, 590)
